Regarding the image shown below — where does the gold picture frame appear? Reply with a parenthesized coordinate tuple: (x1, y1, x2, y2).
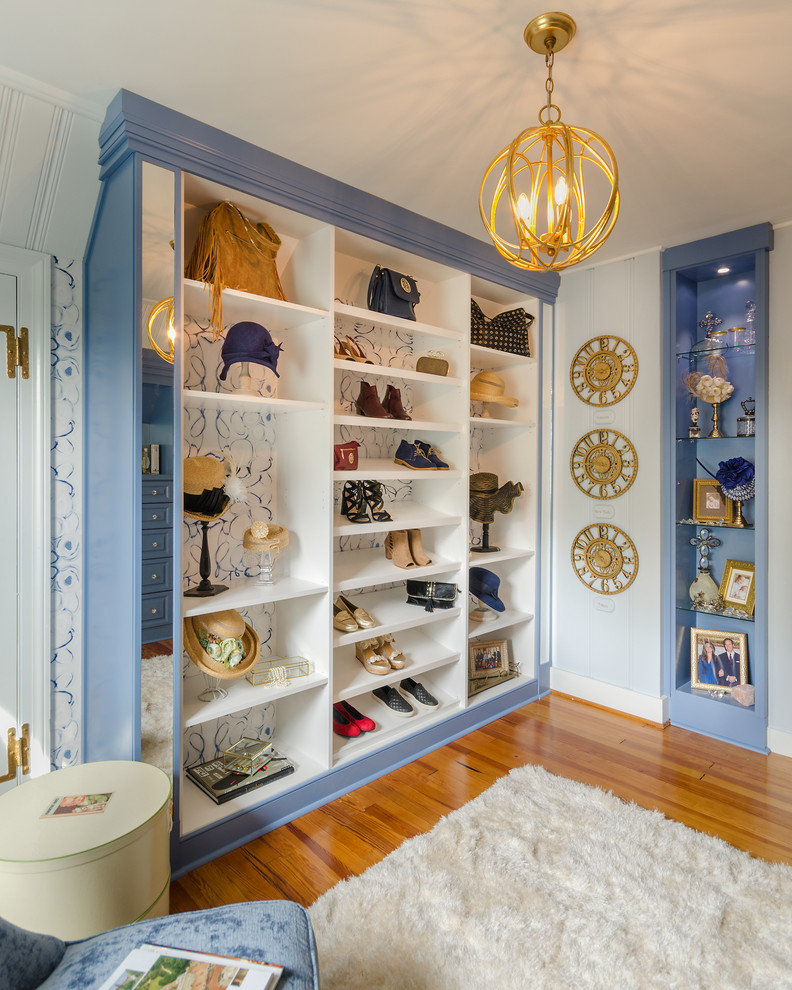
(468, 639, 510, 680)
(692, 479, 734, 525)
(719, 560, 755, 616)
(690, 628, 748, 693)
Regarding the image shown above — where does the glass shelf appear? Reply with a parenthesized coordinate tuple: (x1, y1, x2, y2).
(676, 603, 754, 623)
(675, 342, 756, 360)
(676, 435, 755, 443)
(677, 520, 753, 530)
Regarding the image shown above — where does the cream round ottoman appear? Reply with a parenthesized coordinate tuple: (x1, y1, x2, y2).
(0, 760, 171, 939)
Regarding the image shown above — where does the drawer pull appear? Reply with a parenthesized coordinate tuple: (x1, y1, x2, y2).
(151, 513, 158, 520)
(151, 573, 158, 580)
(151, 608, 158, 615)
(151, 489, 158, 495)
(152, 541, 158, 548)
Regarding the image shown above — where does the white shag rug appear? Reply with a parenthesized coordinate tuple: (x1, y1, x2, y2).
(140, 654, 173, 778)
(308, 764, 792, 990)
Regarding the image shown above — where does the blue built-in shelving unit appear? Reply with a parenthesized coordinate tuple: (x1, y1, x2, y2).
(663, 223, 772, 752)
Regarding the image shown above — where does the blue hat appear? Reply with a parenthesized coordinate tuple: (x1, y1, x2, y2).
(469, 567, 505, 612)
(219, 321, 282, 380)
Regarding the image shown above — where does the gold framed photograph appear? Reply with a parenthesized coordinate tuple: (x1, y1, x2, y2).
(692, 479, 734, 525)
(719, 560, 755, 616)
(690, 628, 748, 693)
(468, 639, 510, 680)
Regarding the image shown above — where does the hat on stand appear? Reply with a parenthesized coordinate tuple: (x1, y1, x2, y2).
(469, 472, 524, 524)
(219, 321, 283, 380)
(470, 371, 518, 408)
(183, 455, 232, 521)
(469, 567, 506, 612)
(183, 608, 260, 679)
(243, 520, 290, 552)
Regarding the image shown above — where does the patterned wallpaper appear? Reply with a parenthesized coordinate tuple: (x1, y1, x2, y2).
(50, 257, 82, 768)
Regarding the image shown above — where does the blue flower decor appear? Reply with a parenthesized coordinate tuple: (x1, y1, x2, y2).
(716, 457, 755, 501)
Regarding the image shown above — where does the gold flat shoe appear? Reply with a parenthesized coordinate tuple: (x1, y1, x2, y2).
(333, 601, 358, 632)
(336, 594, 375, 629)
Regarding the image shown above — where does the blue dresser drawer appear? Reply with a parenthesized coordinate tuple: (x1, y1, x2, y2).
(142, 503, 172, 529)
(142, 529, 173, 558)
(142, 591, 173, 626)
(142, 559, 173, 591)
(142, 478, 173, 501)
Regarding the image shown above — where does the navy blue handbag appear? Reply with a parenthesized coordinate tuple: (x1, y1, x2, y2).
(367, 266, 421, 321)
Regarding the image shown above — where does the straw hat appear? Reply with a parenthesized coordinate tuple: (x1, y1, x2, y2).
(183, 608, 260, 680)
(243, 520, 290, 551)
(183, 455, 231, 521)
(470, 371, 518, 408)
(469, 472, 524, 523)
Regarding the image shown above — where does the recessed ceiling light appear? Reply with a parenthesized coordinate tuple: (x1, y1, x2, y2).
(717, 266, 731, 274)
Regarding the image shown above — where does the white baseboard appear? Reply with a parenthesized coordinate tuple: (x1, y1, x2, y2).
(550, 668, 668, 724)
(767, 727, 792, 758)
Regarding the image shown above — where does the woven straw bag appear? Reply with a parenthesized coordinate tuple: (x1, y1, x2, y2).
(185, 201, 287, 338)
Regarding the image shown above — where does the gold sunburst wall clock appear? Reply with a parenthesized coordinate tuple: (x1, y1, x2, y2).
(570, 429, 638, 500)
(569, 335, 638, 406)
(571, 524, 639, 595)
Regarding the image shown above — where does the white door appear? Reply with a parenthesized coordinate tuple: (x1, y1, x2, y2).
(0, 245, 50, 796)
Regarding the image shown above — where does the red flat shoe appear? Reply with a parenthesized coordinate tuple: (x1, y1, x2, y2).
(336, 700, 376, 732)
(332, 705, 361, 737)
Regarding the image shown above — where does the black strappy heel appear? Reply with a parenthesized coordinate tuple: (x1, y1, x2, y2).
(362, 480, 393, 522)
(340, 480, 371, 523)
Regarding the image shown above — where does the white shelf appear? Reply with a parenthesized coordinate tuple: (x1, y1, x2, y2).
(470, 344, 536, 370)
(333, 359, 464, 388)
(183, 576, 327, 618)
(181, 745, 325, 835)
(469, 414, 536, 429)
(334, 413, 459, 433)
(333, 547, 461, 592)
(335, 628, 459, 701)
(332, 691, 462, 766)
(468, 546, 536, 565)
(334, 302, 462, 341)
(333, 588, 462, 648)
(184, 279, 328, 328)
(183, 389, 326, 412)
(468, 609, 534, 637)
(333, 458, 462, 481)
(333, 502, 461, 537)
(183, 669, 328, 727)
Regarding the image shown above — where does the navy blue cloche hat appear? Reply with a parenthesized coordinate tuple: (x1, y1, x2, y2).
(469, 566, 506, 612)
(219, 321, 282, 381)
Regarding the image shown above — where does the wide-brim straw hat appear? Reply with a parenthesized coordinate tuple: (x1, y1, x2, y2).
(183, 608, 260, 680)
(243, 521, 290, 551)
(183, 455, 231, 521)
(470, 371, 518, 408)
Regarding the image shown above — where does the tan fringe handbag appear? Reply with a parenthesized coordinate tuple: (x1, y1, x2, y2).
(185, 201, 287, 338)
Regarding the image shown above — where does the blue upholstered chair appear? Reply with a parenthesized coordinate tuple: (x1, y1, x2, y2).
(1, 900, 320, 989)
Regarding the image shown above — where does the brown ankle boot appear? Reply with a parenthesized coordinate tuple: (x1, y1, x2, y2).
(355, 381, 393, 418)
(383, 384, 411, 420)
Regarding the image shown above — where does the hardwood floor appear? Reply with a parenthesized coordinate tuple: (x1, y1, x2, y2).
(169, 692, 792, 913)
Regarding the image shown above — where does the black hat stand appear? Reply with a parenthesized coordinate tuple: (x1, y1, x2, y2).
(184, 520, 229, 597)
(470, 521, 501, 554)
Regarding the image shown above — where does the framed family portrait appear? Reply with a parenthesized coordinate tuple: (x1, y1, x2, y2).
(468, 639, 510, 679)
(690, 628, 748, 693)
(719, 559, 755, 616)
(692, 479, 734, 525)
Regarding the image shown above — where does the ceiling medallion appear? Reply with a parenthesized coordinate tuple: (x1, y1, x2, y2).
(570, 335, 638, 406)
(571, 524, 639, 595)
(570, 430, 638, 500)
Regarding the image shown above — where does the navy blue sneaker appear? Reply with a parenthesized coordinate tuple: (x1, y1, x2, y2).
(416, 441, 449, 470)
(394, 439, 437, 470)
(398, 677, 439, 710)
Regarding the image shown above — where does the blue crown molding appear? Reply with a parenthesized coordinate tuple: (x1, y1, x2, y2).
(662, 222, 773, 272)
(99, 90, 560, 303)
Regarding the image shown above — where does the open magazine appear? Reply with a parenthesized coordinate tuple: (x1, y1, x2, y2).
(97, 943, 283, 990)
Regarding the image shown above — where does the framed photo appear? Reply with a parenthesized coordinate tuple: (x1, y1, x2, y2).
(469, 639, 510, 680)
(693, 479, 734, 524)
(690, 628, 748, 693)
(719, 559, 755, 616)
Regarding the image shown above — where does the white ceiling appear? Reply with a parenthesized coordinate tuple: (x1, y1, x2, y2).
(1, 0, 792, 265)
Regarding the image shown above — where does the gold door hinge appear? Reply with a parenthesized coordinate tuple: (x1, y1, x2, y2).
(0, 724, 30, 783)
(1, 325, 29, 379)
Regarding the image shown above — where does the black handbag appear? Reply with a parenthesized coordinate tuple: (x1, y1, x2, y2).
(405, 580, 458, 612)
(367, 266, 421, 321)
(470, 300, 534, 357)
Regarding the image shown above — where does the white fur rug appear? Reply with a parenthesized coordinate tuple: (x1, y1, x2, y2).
(140, 654, 173, 778)
(308, 764, 792, 990)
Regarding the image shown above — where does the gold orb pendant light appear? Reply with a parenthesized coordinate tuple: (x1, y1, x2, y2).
(480, 12, 619, 272)
(147, 296, 176, 363)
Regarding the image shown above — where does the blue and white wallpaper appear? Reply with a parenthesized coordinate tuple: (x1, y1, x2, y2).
(50, 257, 82, 768)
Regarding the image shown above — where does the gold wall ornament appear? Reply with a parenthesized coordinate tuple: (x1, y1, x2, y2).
(479, 12, 619, 273)
(569, 335, 638, 405)
(570, 429, 638, 499)
(571, 523, 638, 595)
(147, 297, 176, 363)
